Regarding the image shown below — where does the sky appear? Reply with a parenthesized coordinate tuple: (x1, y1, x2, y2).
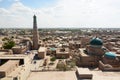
(0, 0, 120, 28)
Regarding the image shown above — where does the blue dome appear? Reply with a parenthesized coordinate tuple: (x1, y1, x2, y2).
(90, 37, 103, 46)
(105, 52, 116, 59)
(50, 48, 56, 51)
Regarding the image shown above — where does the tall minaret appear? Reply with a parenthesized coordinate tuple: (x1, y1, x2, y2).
(33, 15, 39, 50)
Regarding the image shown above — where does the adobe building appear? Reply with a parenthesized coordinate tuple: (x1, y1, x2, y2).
(0, 54, 30, 66)
(12, 37, 32, 54)
(76, 37, 120, 71)
(0, 60, 19, 78)
(76, 67, 93, 79)
(99, 52, 120, 71)
(21, 38, 32, 50)
(56, 48, 70, 59)
(46, 47, 56, 55)
(38, 47, 47, 59)
(69, 41, 81, 50)
(0, 50, 13, 55)
(12, 45, 27, 54)
(77, 37, 107, 67)
(81, 36, 90, 48)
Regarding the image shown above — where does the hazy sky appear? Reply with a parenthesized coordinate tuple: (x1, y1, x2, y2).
(0, 0, 120, 28)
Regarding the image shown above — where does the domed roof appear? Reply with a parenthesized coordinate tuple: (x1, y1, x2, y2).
(50, 48, 56, 51)
(104, 52, 116, 59)
(90, 37, 103, 46)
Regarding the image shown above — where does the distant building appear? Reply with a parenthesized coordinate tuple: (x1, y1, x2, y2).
(69, 41, 81, 49)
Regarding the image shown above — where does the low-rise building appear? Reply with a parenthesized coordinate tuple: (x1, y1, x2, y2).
(56, 48, 69, 59)
(0, 60, 19, 78)
(38, 47, 46, 59)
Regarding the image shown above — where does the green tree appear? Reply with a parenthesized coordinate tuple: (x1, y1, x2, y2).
(50, 56, 56, 62)
(57, 60, 67, 71)
(3, 40, 15, 49)
(2, 37, 9, 41)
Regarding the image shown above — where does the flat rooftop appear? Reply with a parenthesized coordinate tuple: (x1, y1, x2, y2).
(56, 48, 69, 54)
(27, 71, 77, 80)
(27, 70, 120, 80)
(8, 66, 23, 77)
(56, 52, 69, 54)
(77, 68, 92, 74)
(79, 48, 89, 57)
(0, 54, 27, 59)
(0, 60, 19, 71)
(0, 52, 7, 55)
(38, 47, 46, 52)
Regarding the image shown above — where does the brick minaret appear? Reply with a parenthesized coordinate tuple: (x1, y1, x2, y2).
(33, 15, 39, 50)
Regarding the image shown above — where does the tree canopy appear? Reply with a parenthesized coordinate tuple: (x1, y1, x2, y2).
(3, 40, 15, 49)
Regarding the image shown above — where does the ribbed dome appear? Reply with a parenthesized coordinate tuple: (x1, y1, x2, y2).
(104, 52, 116, 59)
(90, 37, 103, 46)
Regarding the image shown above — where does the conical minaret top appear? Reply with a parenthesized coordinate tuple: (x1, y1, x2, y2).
(33, 15, 39, 50)
(33, 15, 37, 29)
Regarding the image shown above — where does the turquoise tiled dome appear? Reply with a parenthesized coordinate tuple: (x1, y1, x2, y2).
(105, 52, 116, 59)
(50, 48, 56, 51)
(90, 37, 103, 46)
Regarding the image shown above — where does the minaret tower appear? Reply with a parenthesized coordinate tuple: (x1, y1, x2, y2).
(33, 15, 39, 50)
